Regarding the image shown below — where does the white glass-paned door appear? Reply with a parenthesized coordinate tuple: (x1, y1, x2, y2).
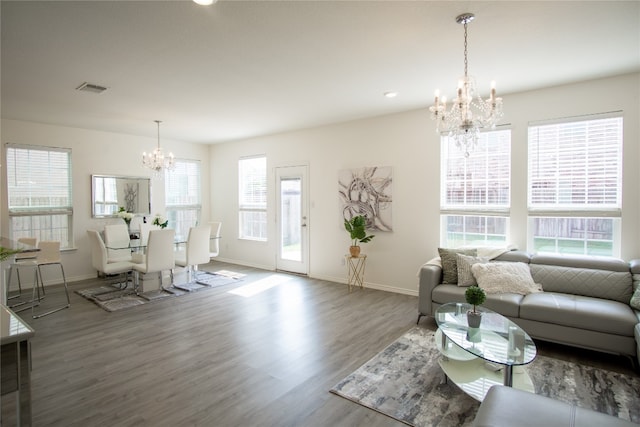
(276, 166, 308, 274)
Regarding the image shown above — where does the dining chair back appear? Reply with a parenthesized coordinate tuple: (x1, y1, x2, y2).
(31, 241, 70, 318)
(15, 237, 38, 260)
(209, 221, 222, 259)
(175, 225, 211, 282)
(133, 228, 176, 291)
(139, 222, 158, 246)
(104, 223, 132, 263)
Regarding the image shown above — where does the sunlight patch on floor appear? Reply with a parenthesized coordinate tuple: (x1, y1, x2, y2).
(228, 274, 294, 297)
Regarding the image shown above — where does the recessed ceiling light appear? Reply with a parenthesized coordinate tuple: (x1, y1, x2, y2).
(384, 91, 398, 98)
(193, 0, 217, 5)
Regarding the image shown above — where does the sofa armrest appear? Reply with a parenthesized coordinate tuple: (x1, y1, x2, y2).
(473, 385, 637, 427)
(418, 264, 442, 317)
(630, 259, 640, 274)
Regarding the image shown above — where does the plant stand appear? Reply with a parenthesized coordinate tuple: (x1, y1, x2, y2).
(346, 254, 367, 292)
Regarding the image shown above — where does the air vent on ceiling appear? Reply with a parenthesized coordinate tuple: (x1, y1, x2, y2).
(75, 82, 108, 94)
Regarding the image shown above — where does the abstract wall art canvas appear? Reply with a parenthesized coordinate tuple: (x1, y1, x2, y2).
(339, 166, 393, 231)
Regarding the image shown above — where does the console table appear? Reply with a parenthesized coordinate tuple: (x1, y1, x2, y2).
(1, 304, 34, 426)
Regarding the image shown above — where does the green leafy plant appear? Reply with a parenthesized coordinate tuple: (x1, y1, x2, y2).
(153, 213, 168, 229)
(0, 247, 22, 262)
(344, 215, 375, 247)
(465, 286, 486, 313)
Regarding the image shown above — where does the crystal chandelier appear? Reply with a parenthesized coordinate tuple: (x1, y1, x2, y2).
(142, 120, 175, 176)
(429, 13, 503, 157)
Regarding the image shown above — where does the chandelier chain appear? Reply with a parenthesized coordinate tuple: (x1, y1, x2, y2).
(463, 22, 468, 78)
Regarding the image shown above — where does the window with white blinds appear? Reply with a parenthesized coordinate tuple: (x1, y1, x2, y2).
(527, 114, 623, 256)
(165, 159, 201, 241)
(440, 130, 511, 247)
(6, 143, 73, 248)
(239, 156, 267, 241)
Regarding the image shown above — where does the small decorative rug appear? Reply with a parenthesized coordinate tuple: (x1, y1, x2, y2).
(76, 272, 242, 312)
(330, 327, 640, 427)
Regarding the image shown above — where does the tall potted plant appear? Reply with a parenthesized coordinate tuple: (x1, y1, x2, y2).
(344, 215, 374, 257)
(465, 285, 486, 328)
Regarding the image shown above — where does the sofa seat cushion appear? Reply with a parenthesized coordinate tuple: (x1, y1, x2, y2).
(520, 292, 637, 336)
(432, 284, 522, 318)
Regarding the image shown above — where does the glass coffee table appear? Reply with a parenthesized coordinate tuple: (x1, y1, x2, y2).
(434, 302, 537, 401)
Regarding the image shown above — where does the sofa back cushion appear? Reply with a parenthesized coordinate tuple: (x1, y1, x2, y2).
(529, 254, 632, 303)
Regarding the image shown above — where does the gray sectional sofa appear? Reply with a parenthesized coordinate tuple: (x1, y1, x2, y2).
(418, 250, 640, 366)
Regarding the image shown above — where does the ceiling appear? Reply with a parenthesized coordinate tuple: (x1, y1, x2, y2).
(2, 1, 639, 144)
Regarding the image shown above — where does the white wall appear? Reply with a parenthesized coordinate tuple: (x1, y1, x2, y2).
(0, 120, 211, 282)
(2, 73, 637, 293)
(210, 73, 640, 295)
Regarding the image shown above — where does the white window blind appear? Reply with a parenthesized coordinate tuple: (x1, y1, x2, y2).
(441, 130, 511, 210)
(165, 159, 201, 240)
(6, 143, 73, 248)
(528, 116, 622, 211)
(527, 114, 623, 256)
(239, 156, 267, 241)
(440, 130, 511, 248)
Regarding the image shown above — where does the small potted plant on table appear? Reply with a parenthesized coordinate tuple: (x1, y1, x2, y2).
(344, 215, 374, 257)
(465, 285, 486, 328)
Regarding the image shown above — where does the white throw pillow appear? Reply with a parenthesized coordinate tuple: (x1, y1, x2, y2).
(456, 253, 489, 287)
(471, 262, 543, 295)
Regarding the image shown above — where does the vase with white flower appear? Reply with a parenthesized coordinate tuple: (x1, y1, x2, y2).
(153, 213, 168, 229)
(116, 207, 134, 227)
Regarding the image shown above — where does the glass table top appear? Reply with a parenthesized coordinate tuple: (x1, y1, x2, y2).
(435, 302, 536, 366)
(1, 304, 35, 345)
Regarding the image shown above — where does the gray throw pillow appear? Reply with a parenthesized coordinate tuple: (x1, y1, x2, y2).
(456, 253, 488, 287)
(438, 248, 478, 284)
(631, 287, 640, 310)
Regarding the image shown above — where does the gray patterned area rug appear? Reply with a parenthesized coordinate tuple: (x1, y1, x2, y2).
(330, 327, 640, 427)
(76, 272, 241, 312)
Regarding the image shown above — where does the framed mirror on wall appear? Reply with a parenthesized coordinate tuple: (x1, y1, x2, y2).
(91, 174, 151, 218)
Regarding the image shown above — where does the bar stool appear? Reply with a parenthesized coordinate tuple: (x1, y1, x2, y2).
(31, 241, 70, 318)
(6, 237, 43, 308)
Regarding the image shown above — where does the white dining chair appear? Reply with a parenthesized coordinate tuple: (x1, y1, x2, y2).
(175, 224, 211, 283)
(132, 228, 176, 292)
(138, 222, 159, 246)
(87, 230, 136, 291)
(104, 223, 133, 263)
(209, 221, 222, 259)
(31, 241, 71, 318)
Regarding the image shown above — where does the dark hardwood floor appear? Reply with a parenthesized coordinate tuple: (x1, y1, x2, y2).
(2, 260, 637, 426)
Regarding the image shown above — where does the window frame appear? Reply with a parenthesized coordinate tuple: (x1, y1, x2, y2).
(527, 113, 623, 257)
(164, 158, 202, 241)
(238, 155, 267, 241)
(440, 129, 511, 248)
(6, 143, 74, 249)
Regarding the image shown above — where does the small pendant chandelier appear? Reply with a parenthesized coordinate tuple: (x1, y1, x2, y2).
(142, 120, 175, 176)
(429, 13, 503, 157)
